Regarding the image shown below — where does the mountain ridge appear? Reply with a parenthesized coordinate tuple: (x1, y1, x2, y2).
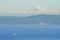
(0, 14, 60, 24)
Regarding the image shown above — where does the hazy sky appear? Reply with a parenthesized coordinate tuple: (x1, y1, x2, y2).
(0, 0, 60, 16)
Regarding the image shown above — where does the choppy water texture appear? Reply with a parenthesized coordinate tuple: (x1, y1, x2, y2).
(0, 25, 60, 40)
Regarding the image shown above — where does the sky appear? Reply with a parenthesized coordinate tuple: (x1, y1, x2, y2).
(0, 0, 60, 16)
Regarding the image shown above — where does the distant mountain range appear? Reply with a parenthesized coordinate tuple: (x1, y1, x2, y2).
(0, 15, 60, 24)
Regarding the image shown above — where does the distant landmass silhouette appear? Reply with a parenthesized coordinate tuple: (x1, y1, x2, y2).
(0, 14, 60, 24)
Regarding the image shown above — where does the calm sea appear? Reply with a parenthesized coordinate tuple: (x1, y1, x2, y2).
(0, 24, 60, 40)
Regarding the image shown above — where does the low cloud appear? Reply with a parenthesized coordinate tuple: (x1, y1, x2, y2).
(35, 6, 60, 14)
(36, 6, 49, 13)
(0, 6, 60, 16)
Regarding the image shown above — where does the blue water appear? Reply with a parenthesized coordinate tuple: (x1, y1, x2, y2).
(0, 25, 60, 40)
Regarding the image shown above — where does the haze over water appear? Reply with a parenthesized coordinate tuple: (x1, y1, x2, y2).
(0, 0, 60, 40)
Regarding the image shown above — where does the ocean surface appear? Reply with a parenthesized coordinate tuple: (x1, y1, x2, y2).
(0, 24, 60, 40)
